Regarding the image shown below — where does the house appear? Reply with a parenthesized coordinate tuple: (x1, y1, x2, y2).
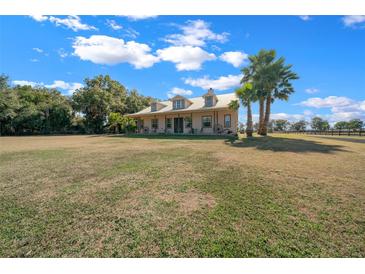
(127, 88, 239, 135)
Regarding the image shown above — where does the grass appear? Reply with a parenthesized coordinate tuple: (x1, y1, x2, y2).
(0, 134, 364, 257)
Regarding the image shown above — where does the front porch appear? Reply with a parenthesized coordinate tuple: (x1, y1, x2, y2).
(134, 110, 237, 135)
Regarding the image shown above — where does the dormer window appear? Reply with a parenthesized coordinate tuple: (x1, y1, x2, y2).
(150, 102, 167, 112)
(173, 99, 185, 110)
(203, 88, 217, 107)
(205, 96, 213, 107)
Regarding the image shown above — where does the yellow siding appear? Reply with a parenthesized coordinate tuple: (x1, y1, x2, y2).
(135, 109, 238, 134)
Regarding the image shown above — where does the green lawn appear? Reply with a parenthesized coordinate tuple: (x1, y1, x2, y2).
(0, 134, 364, 257)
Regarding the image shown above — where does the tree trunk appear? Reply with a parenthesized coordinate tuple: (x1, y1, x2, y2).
(262, 94, 272, 136)
(246, 99, 253, 137)
(258, 96, 265, 135)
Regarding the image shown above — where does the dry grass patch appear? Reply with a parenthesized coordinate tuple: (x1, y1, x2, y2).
(0, 134, 364, 257)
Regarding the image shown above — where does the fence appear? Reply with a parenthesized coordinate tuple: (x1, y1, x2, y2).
(275, 129, 365, 136)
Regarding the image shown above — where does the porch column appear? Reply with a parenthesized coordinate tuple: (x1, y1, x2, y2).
(213, 111, 216, 133)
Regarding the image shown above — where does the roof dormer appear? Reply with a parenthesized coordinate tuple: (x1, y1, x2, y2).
(202, 88, 218, 107)
(150, 101, 166, 112)
(170, 95, 192, 110)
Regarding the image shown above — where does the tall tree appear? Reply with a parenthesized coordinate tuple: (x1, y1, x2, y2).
(243, 51, 275, 135)
(261, 58, 298, 135)
(272, 119, 290, 131)
(72, 84, 112, 133)
(263, 62, 298, 135)
(334, 121, 349, 130)
(243, 49, 298, 136)
(231, 82, 256, 137)
(291, 120, 307, 131)
(0, 75, 19, 135)
(72, 75, 125, 133)
(125, 89, 153, 114)
(0, 73, 152, 135)
(73, 75, 151, 133)
(108, 112, 136, 133)
(311, 117, 330, 131)
(12, 85, 72, 134)
(347, 119, 363, 130)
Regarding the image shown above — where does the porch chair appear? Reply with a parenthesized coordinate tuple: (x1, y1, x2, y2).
(214, 123, 224, 134)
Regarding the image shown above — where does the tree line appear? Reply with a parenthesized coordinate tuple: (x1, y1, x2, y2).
(238, 117, 364, 133)
(0, 74, 153, 135)
(267, 117, 364, 132)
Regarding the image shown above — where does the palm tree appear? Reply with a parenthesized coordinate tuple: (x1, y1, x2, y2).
(261, 60, 299, 135)
(239, 49, 298, 136)
(231, 82, 256, 137)
(243, 50, 276, 135)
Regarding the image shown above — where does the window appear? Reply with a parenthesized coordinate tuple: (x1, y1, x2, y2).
(224, 114, 231, 128)
(205, 96, 213, 107)
(137, 119, 144, 129)
(173, 99, 185, 109)
(151, 119, 158, 129)
(151, 103, 157, 112)
(202, 116, 212, 128)
(166, 118, 172, 129)
(185, 117, 192, 128)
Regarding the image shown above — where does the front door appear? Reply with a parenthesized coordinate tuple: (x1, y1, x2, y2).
(174, 117, 184, 133)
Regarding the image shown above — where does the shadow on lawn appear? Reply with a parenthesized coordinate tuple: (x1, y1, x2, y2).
(225, 135, 347, 153)
(108, 134, 236, 141)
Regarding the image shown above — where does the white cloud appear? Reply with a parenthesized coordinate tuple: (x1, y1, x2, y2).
(219, 51, 248, 68)
(49, 16, 97, 32)
(123, 28, 140, 39)
(58, 48, 68, 58)
(299, 16, 311, 21)
(184, 74, 241, 91)
(298, 96, 365, 122)
(157, 46, 215, 71)
(331, 100, 365, 113)
(299, 96, 354, 109)
(72, 35, 159, 69)
(328, 111, 365, 122)
(12, 80, 83, 95)
(270, 113, 306, 121)
(30, 15, 48, 22)
(33, 47, 43, 53)
(305, 88, 319, 94)
(167, 87, 193, 98)
(164, 19, 229, 47)
(45, 80, 83, 95)
(303, 109, 314, 116)
(342, 15, 365, 27)
(30, 15, 97, 31)
(12, 80, 41, 87)
(105, 19, 139, 38)
(106, 19, 123, 30)
(124, 15, 157, 21)
(29, 58, 39, 62)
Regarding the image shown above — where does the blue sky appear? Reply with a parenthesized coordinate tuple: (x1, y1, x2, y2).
(0, 15, 364, 123)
